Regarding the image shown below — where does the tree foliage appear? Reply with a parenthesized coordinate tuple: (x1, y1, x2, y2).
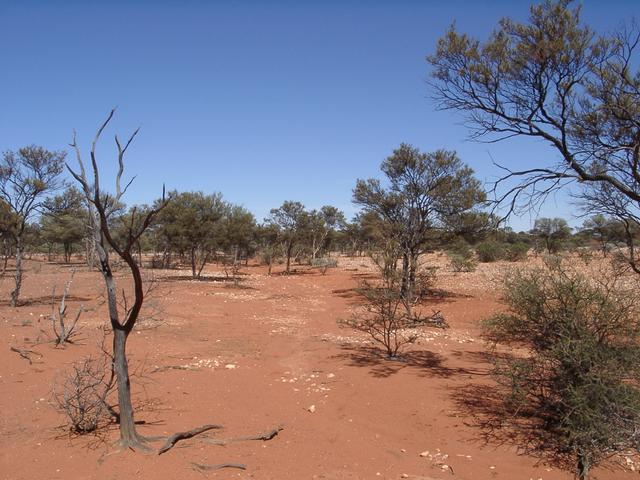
(0, 145, 65, 305)
(354, 143, 485, 302)
(41, 187, 88, 262)
(531, 217, 572, 253)
(428, 0, 640, 271)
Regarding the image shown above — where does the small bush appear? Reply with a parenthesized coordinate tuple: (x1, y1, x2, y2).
(504, 242, 529, 262)
(311, 257, 338, 274)
(53, 356, 114, 434)
(476, 240, 505, 262)
(448, 253, 477, 272)
(447, 239, 477, 272)
(340, 280, 417, 358)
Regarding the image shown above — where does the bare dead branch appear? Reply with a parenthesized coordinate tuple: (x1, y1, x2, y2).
(158, 424, 224, 455)
(190, 463, 247, 472)
(10, 346, 42, 364)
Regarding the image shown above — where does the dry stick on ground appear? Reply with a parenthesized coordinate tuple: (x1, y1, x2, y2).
(157, 424, 223, 455)
(202, 425, 284, 446)
(10, 346, 42, 364)
(190, 463, 247, 472)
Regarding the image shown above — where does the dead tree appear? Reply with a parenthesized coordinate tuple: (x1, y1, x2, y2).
(51, 269, 83, 346)
(67, 109, 167, 450)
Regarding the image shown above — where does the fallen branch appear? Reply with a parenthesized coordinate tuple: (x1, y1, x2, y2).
(10, 346, 42, 365)
(190, 462, 247, 472)
(151, 365, 193, 373)
(158, 424, 223, 455)
(203, 424, 284, 446)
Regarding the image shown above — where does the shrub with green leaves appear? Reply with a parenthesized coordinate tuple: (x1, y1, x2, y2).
(483, 263, 640, 480)
(503, 242, 529, 262)
(476, 240, 505, 262)
(447, 239, 477, 272)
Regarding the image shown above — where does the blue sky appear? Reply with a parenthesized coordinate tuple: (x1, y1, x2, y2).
(1, 0, 637, 231)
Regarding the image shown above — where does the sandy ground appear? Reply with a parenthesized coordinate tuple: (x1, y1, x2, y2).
(1, 254, 638, 480)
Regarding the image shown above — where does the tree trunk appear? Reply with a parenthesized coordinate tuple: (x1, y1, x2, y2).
(10, 240, 23, 307)
(64, 242, 72, 263)
(577, 452, 590, 480)
(85, 237, 96, 269)
(1, 251, 8, 276)
(285, 242, 293, 274)
(400, 252, 410, 298)
(191, 248, 197, 278)
(113, 326, 142, 447)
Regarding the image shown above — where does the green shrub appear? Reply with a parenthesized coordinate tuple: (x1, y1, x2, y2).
(476, 240, 505, 262)
(504, 242, 529, 262)
(448, 253, 477, 272)
(483, 263, 640, 480)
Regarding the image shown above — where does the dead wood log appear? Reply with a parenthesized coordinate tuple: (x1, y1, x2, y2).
(190, 462, 247, 472)
(158, 424, 223, 455)
(10, 346, 42, 364)
(202, 424, 284, 446)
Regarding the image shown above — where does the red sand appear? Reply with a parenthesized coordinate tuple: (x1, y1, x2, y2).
(1, 255, 637, 479)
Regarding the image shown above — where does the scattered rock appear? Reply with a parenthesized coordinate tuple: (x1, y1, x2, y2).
(307, 405, 316, 413)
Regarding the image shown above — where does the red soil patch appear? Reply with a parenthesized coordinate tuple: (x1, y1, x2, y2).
(0, 255, 637, 479)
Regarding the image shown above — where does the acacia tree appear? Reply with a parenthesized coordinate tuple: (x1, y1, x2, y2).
(581, 214, 626, 255)
(531, 217, 572, 253)
(41, 187, 88, 262)
(0, 146, 65, 306)
(267, 201, 308, 274)
(354, 143, 485, 304)
(305, 206, 346, 260)
(68, 110, 167, 450)
(153, 191, 226, 278)
(221, 204, 256, 263)
(0, 200, 17, 275)
(428, 0, 640, 271)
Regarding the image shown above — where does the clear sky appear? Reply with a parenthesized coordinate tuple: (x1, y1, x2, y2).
(1, 0, 637, 231)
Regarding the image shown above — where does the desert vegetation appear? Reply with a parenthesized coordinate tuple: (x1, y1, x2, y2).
(2, 1, 640, 479)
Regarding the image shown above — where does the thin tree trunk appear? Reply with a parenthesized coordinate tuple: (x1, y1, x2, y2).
(113, 326, 140, 446)
(285, 242, 293, 274)
(10, 240, 23, 307)
(577, 452, 589, 480)
(400, 252, 410, 299)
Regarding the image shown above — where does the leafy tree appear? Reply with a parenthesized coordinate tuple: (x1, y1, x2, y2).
(221, 204, 256, 263)
(305, 205, 346, 260)
(0, 199, 17, 274)
(531, 217, 572, 253)
(267, 201, 308, 274)
(581, 214, 626, 255)
(0, 145, 65, 306)
(41, 187, 87, 262)
(342, 211, 388, 256)
(154, 191, 226, 278)
(428, 0, 640, 272)
(445, 210, 496, 245)
(256, 222, 281, 275)
(484, 262, 640, 480)
(354, 143, 485, 304)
